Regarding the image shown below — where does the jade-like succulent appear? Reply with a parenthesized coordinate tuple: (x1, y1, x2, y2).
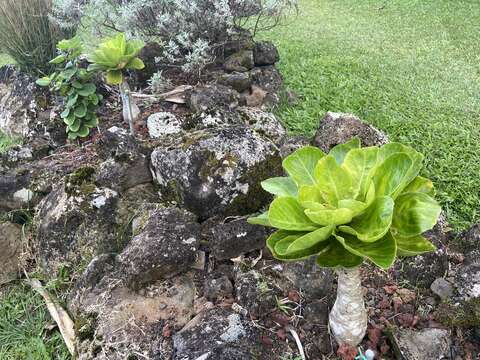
(87, 33, 145, 136)
(250, 138, 441, 268)
(87, 33, 145, 85)
(249, 138, 441, 346)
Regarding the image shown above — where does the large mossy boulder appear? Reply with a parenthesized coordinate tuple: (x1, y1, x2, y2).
(150, 125, 282, 220)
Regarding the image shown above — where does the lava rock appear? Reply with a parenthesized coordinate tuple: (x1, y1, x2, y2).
(182, 110, 244, 131)
(312, 112, 389, 151)
(253, 41, 280, 66)
(135, 42, 163, 84)
(0, 222, 22, 284)
(388, 328, 451, 360)
(187, 84, 240, 113)
(203, 275, 233, 301)
(234, 270, 280, 318)
(217, 71, 252, 92)
(238, 106, 286, 142)
(430, 278, 454, 300)
(147, 111, 182, 138)
(224, 50, 254, 73)
(0, 170, 34, 212)
(118, 207, 201, 288)
(279, 257, 335, 299)
(0, 66, 39, 138)
(34, 183, 121, 275)
(172, 307, 265, 360)
(223, 36, 254, 58)
(208, 218, 272, 260)
(72, 272, 196, 360)
(456, 223, 480, 265)
(277, 135, 312, 158)
(94, 126, 141, 160)
(250, 66, 283, 106)
(150, 125, 282, 220)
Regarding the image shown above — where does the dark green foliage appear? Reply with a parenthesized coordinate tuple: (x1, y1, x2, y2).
(36, 37, 102, 140)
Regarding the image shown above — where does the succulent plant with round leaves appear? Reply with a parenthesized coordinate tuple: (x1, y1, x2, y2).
(36, 36, 102, 140)
(87, 33, 145, 136)
(249, 138, 441, 345)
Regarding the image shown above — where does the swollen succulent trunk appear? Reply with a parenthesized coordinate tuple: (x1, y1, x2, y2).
(119, 79, 135, 136)
(329, 267, 367, 346)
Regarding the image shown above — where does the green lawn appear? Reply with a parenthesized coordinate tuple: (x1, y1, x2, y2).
(264, 0, 480, 229)
(0, 283, 70, 359)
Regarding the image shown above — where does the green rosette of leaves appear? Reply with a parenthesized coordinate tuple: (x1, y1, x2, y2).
(249, 138, 442, 269)
(87, 33, 145, 85)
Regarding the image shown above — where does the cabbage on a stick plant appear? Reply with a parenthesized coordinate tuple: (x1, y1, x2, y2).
(87, 33, 145, 135)
(248, 138, 441, 346)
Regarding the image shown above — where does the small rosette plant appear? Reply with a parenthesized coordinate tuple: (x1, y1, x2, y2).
(36, 36, 102, 140)
(249, 138, 442, 269)
(87, 33, 145, 85)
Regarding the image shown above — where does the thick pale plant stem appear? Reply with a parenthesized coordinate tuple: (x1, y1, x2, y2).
(329, 267, 367, 346)
(119, 79, 135, 136)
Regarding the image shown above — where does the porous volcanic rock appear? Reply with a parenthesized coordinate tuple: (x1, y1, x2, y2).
(253, 41, 280, 66)
(187, 84, 240, 113)
(238, 106, 286, 142)
(217, 71, 252, 93)
(34, 182, 122, 275)
(150, 125, 282, 219)
(250, 66, 283, 106)
(224, 50, 254, 73)
(207, 217, 273, 260)
(0, 221, 22, 284)
(313, 112, 389, 151)
(172, 307, 270, 360)
(389, 328, 451, 360)
(118, 207, 201, 288)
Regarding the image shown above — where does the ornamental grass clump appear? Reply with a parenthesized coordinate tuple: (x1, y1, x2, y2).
(0, 0, 73, 75)
(249, 138, 441, 346)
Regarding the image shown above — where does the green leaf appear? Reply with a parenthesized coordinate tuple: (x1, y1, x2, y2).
(83, 116, 98, 128)
(74, 103, 87, 118)
(67, 132, 79, 140)
(393, 233, 436, 256)
(314, 155, 354, 205)
(402, 176, 435, 196)
(316, 239, 363, 268)
(72, 80, 83, 89)
(66, 94, 78, 108)
(334, 232, 397, 269)
(267, 230, 331, 261)
(127, 57, 145, 70)
(76, 125, 90, 137)
(282, 146, 325, 186)
(305, 208, 353, 226)
(60, 107, 70, 119)
(36, 77, 51, 87)
(69, 118, 81, 132)
(247, 212, 271, 227)
(268, 197, 319, 231)
(106, 70, 123, 85)
(391, 192, 441, 237)
(329, 137, 361, 164)
(342, 146, 379, 199)
(337, 199, 368, 217)
(298, 185, 326, 209)
(63, 113, 76, 126)
(373, 153, 413, 198)
(378, 143, 424, 192)
(77, 83, 96, 96)
(49, 55, 66, 64)
(276, 225, 334, 255)
(261, 177, 298, 197)
(339, 196, 394, 242)
(87, 63, 108, 72)
(62, 68, 77, 81)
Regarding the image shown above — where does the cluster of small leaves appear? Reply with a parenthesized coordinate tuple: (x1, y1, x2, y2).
(36, 37, 101, 140)
(249, 139, 442, 270)
(51, 0, 297, 73)
(87, 33, 145, 85)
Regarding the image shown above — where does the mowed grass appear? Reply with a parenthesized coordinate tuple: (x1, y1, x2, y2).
(263, 0, 480, 229)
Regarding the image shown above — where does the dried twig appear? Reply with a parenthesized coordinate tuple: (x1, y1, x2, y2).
(287, 326, 306, 360)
